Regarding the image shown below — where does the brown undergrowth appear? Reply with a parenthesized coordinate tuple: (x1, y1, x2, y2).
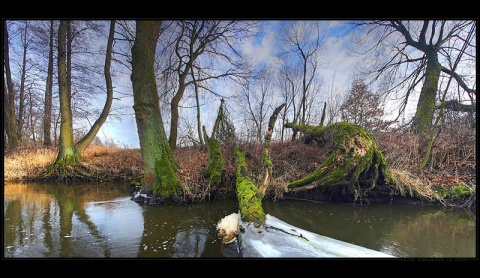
(4, 128, 476, 207)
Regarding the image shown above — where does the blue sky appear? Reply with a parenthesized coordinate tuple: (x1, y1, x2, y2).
(97, 20, 418, 148)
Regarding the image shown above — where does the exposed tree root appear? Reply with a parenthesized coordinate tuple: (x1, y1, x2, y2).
(27, 163, 122, 183)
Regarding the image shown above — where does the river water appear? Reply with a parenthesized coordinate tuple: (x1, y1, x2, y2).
(3, 181, 476, 258)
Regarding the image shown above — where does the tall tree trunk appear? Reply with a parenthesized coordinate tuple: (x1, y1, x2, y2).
(18, 21, 29, 145)
(411, 50, 441, 135)
(411, 50, 441, 166)
(54, 20, 77, 166)
(28, 89, 36, 146)
(66, 21, 72, 103)
(3, 21, 21, 150)
(132, 20, 182, 197)
(169, 83, 187, 149)
(43, 20, 54, 147)
(192, 68, 204, 146)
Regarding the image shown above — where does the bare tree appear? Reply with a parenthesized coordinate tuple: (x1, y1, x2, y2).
(236, 67, 275, 143)
(43, 20, 55, 146)
(159, 20, 257, 149)
(4, 21, 21, 149)
(277, 21, 325, 140)
(277, 64, 299, 141)
(350, 20, 476, 159)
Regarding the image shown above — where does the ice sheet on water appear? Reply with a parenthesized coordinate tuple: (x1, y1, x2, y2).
(238, 214, 396, 258)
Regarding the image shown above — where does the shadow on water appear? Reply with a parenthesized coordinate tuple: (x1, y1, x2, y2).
(3, 181, 476, 258)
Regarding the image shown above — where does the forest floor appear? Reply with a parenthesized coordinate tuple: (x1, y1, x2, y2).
(3, 129, 476, 208)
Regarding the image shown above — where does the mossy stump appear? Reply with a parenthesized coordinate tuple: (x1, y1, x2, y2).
(285, 122, 394, 202)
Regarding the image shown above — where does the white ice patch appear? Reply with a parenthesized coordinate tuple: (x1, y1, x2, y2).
(239, 214, 395, 258)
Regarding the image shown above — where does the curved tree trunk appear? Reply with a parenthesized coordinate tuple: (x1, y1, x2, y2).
(74, 20, 115, 158)
(284, 122, 394, 202)
(132, 20, 182, 198)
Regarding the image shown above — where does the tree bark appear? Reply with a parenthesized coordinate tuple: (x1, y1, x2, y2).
(435, 99, 476, 113)
(411, 50, 441, 136)
(284, 122, 394, 202)
(192, 67, 204, 146)
(258, 103, 286, 198)
(234, 147, 266, 227)
(18, 21, 29, 145)
(43, 20, 54, 147)
(132, 20, 182, 197)
(54, 20, 77, 166)
(4, 21, 21, 150)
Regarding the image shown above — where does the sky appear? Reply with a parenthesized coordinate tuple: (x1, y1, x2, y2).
(96, 20, 418, 148)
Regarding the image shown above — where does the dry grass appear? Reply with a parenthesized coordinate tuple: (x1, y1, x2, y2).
(4, 126, 475, 206)
(4, 147, 57, 181)
(4, 144, 143, 182)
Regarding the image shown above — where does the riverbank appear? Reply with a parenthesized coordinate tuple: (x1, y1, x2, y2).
(3, 131, 476, 208)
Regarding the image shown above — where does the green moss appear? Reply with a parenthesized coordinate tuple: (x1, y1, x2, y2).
(204, 136, 223, 185)
(262, 148, 273, 176)
(434, 184, 475, 200)
(152, 149, 183, 196)
(286, 122, 394, 201)
(234, 148, 266, 226)
(53, 146, 80, 167)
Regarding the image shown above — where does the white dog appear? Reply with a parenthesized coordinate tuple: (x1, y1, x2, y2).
(217, 212, 240, 244)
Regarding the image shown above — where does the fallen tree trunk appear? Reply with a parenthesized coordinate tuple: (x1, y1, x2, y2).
(234, 147, 266, 227)
(230, 103, 286, 230)
(284, 122, 395, 202)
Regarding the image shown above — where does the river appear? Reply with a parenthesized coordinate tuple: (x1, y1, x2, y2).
(3, 181, 476, 258)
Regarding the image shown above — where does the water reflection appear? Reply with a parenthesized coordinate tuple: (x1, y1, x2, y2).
(263, 199, 476, 258)
(4, 182, 238, 258)
(4, 182, 143, 258)
(4, 182, 476, 258)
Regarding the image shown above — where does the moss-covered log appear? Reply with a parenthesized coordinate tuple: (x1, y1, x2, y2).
(234, 147, 266, 227)
(203, 125, 223, 185)
(284, 122, 394, 202)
